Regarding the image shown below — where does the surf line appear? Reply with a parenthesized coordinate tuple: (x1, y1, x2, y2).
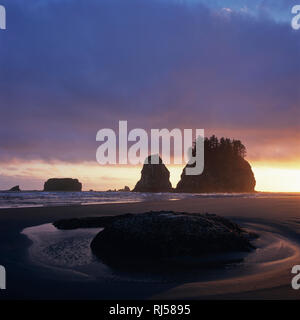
(108, 304, 144, 318)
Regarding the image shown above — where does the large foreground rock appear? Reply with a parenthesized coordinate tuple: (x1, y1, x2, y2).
(90, 211, 255, 266)
(133, 155, 172, 192)
(54, 213, 133, 230)
(44, 178, 82, 191)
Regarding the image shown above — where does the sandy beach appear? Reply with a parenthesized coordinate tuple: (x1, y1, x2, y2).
(0, 195, 300, 300)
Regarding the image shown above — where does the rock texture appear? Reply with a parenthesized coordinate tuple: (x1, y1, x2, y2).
(133, 155, 172, 193)
(176, 136, 256, 193)
(54, 213, 133, 230)
(8, 185, 21, 192)
(44, 178, 82, 192)
(90, 211, 255, 266)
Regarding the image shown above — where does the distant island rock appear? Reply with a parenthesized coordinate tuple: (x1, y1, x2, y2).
(88, 211, 255, 268)
(8, 185, 21, 192)
(104, 187, 130, 192)
(118, 186, 130, 192)
(44, 178, 82, 192)
(133, 155, 172, 193)
(176, 136, 256, 193)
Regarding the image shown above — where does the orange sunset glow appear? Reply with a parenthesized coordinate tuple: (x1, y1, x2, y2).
(2, 160, 300, 192)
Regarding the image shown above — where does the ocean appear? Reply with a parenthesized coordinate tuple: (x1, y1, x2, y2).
(0, 190, 298, 209)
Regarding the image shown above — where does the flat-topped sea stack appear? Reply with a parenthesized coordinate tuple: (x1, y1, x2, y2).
(133, 155, 172, 193)
(176, 136, 256, 193)
(44, 178, 82, 192)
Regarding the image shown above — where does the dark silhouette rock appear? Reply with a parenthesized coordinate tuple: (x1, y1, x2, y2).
(176, 136, 256, 193)
(90, 211, 255, 268)
(133, 155, 172, 192)
(54, 213, 133, 230)
(8, 185, 20, 192)
(118, 186, 130, 192)
(44, 178, 82, 192)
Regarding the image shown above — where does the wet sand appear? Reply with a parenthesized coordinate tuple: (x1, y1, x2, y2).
(1, 196, 300, 299)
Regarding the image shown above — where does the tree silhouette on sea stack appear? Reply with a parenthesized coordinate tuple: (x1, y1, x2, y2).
(176, 135, 256, 193)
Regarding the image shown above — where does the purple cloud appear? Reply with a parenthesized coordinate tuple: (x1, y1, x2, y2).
(0, 0, 299, 164)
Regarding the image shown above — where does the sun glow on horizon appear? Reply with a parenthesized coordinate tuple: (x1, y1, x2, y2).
(252, 165, 300, 193)
(1, 160, 300, 193)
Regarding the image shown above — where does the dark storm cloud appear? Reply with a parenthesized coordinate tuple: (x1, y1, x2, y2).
(0, 0, 299, 162)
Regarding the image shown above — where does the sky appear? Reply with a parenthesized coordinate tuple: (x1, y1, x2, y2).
(0, 0, 299, 191)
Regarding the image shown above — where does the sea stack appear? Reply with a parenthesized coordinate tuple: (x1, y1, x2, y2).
(44, 178, 82, 192)
(8, 185, 21, 192)
(176, 136, 256, 193)
(118, 186, 130, 192)
(133, 155, 172, 193)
